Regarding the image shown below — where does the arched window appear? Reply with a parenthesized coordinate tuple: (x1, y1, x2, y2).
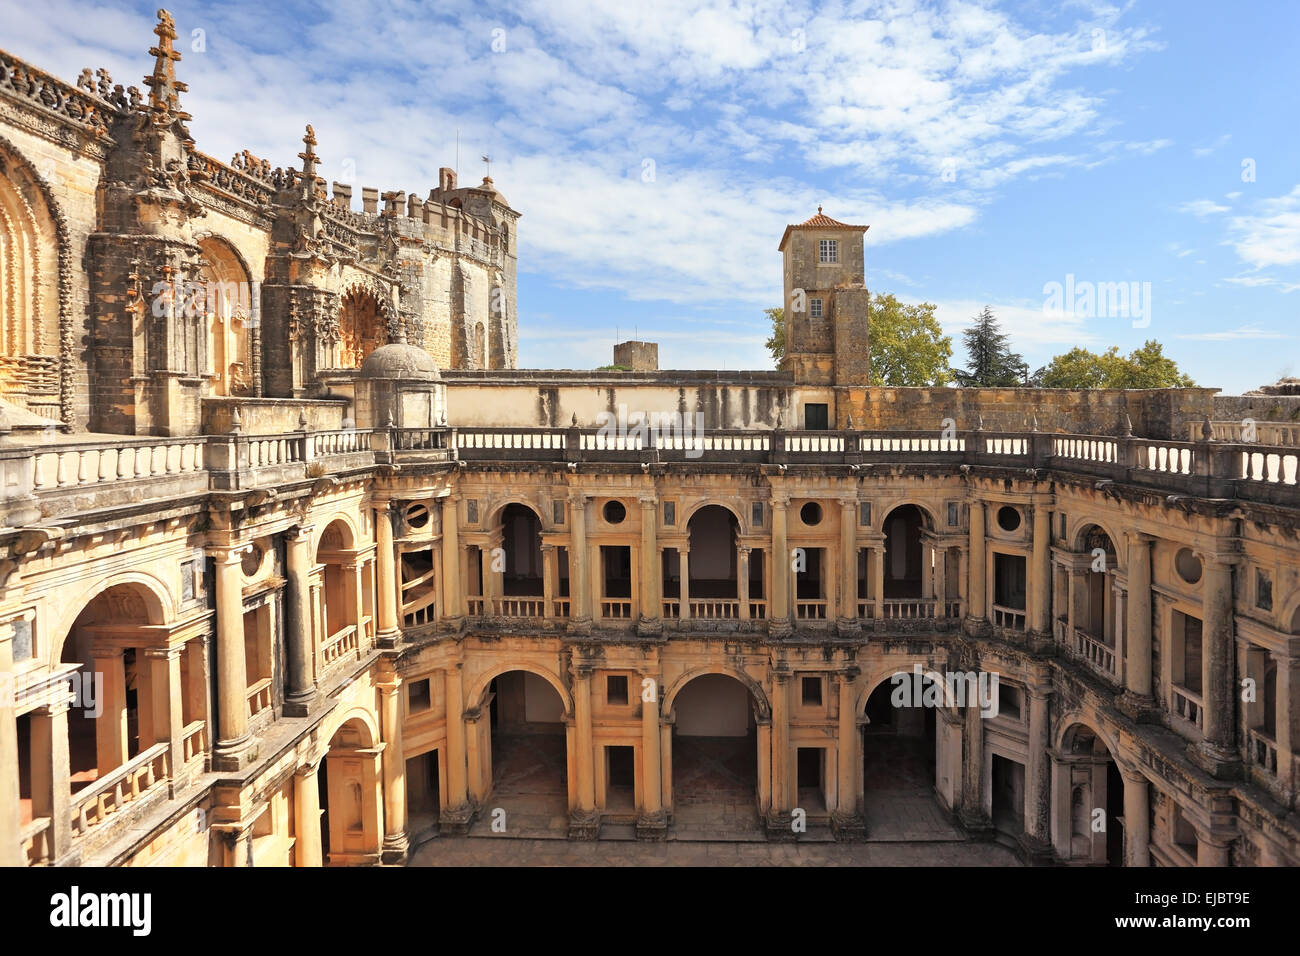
(338, 288, 387, 368)
(0, 146, 60, 416)
(199, 237, 253, 395)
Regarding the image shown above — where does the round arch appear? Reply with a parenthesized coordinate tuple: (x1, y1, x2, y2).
(1281, 593, 1300, 635)
(314, 513, 359, 554)
(197, 235, 255, 396)
(324, 707, 380, 750)
(0, 134, 69, 423)
(854, 660, 950, 715)
(49, 573, 174, 663)
(1055, 714, 1133, 775)
(483, 496, 547, 530)
(1070, 518, 1124, 566)
(662, 666, 770, 720)
(875, 499, 941, 534)
(681, 499, 746, 530)
(465, 662, 573, 718)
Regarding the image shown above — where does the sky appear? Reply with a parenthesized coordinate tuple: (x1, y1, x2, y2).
(4, 0, 1298, 393)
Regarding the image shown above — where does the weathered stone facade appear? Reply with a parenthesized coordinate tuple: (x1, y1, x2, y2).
(0, 12, 1297, 869)
(0, 12, 517, 436)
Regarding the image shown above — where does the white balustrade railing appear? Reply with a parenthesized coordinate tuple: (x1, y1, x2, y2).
(1172, 685, 1203, 727)
(1072, 627, 1117, 677)
(992, 604, 1026, 630)
(1053, 436, 1118, 463)
(31, 438, 205, 492)
(1134, 442, 1194, 475)
(71, 743, 169, 838)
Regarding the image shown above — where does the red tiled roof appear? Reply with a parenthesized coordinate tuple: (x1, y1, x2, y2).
(779, 206, 869, 249)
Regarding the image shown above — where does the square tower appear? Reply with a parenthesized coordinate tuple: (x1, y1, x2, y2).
(778, 208, 870, 386)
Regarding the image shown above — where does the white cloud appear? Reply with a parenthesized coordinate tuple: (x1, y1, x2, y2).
(1192, 133, 1231, 157)
(1179, 199, 1230, 217)
(1176, 325, 1291, 341)
(1227, 185, 1300, 269)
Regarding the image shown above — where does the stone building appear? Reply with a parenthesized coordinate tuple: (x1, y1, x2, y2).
(1, 11, 1297, 867)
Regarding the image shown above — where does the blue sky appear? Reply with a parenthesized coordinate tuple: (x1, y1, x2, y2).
(6, 0, 1298, 392)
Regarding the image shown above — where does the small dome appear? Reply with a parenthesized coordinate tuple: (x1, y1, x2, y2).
(358, 343, 441, 380)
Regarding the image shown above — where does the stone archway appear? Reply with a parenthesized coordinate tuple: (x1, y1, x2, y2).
(337, 286, 388, 368)
(321, 715, 383, 865)
(198, 236, 254, 396)
(666, 671, 764, 837)
(858, 672, 959, 841)
(0, 140, 62, 418)
(470, 667, 571, 837)
(1054, 721, 1125, 866)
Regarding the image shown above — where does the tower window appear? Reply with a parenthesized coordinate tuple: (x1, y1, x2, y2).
(809, 298, 824, 319)
(819, 239, 838, 263)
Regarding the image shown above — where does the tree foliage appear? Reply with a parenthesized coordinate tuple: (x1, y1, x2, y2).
(763, 296, 954, 386)
(953, 306, 1028, 387)
(868, 293, 953, 386)
(1031, 341, 1195, 388)
(764, 306, 785, 364)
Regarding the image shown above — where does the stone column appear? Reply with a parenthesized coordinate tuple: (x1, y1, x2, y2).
(1121, 769, 1149, 867)
(770, 670, 791, 821)
(839, 499, 858, 627)
(379, 676, 408, 862)
(738, 546, 751, 621)
(284, 525, 317, 716)
(771, 497, 790, 631)
(442, 664, 470, 829)
(374, 503, 401, 647)
(1030, 504, 1052, 640)
(638, 496, 660, 630)
(934, 546, 948, 606)
(571, 664, 598, 837)
(294, 761, 323, 867)
(968, 501, 987, 624)
(637, 668, 665, 837)
(1200, 556, 1236, 765)
(144, 645, 184, 780)
(833, 669, 863, 838)
(1025, 686, 1052, 845)
(871, 545, 885, 620)
(29, 698, 72, 862)
(94, 646, 129, 773)
(212, 546, 252, 769)
(541, 543, 557, 619)
(441, 496, 463, 621)
(678, 548, 691, 622)
(483, 530, 503, 614)
(959, 699, 988, 829)
(1124, 533, 1153, 701)
(569, 493, 590, 628)
(1197, 831, 1231, 867)
(0, 622, 23, 865)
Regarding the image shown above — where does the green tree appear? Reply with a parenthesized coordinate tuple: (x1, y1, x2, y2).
(953, 306, 1027, 386)
(764, 306, 785, 364)
(869, 293, 953, 386)
(763, 296, 953, 385)
(1032, 341, 1195, 388)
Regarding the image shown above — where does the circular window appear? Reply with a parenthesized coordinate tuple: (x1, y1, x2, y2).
(997, 506, 1021, 532)
(405, 503, 430, 530)
(603, 500, 626, 524)
(1175, 548, 1202, 584)
(800, 502, 823, 526)
(241, 543, 265, 578)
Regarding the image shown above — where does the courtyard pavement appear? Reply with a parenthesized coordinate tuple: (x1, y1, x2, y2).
(407, 835, 1019, 866)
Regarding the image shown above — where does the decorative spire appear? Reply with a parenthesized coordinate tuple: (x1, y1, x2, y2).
(299, 125, 320, 186)
(143, 9, 190, 126)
